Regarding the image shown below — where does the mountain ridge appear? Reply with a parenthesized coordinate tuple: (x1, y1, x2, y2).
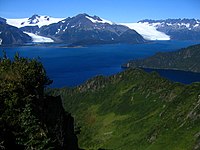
(1, 13, 146, 45)
(122, 44, 200, 73)
(6, 14, 65, 28)
(2, 14, 200, 45)
(22, 13, 146, 45)
(50, 68, 200, 150)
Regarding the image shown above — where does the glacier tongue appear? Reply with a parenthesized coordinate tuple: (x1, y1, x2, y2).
(24, 32, 54, 43)
(120, 22, 170, 40)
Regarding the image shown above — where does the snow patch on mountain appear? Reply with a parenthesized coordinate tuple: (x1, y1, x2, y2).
(121, 22, 170, 40)
(138, 19, 200, 30)
(7, 15, 64, 28)
(85, 16, 113, 25)
(55, 29, 61, 34)
(24, 32, 54, 43)
(0, 38, 2, 45)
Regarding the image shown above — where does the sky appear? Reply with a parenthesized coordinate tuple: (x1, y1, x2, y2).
(0, 0, 199, 22)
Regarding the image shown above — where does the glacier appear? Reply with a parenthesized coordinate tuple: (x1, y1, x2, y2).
(24, 32, 54, 43)
(121, 22, 170, 40)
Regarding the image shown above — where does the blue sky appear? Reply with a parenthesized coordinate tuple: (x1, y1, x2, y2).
(0, 0, 199, 22)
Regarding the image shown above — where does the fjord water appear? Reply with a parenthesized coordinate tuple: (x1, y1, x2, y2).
(2, 40, 200, 87)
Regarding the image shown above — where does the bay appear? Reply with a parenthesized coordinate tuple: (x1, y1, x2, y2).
(1, 40, 200, 87)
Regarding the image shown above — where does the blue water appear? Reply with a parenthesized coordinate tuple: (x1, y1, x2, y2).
(1, 40, 200, 87)
(144, 68, 200, 84)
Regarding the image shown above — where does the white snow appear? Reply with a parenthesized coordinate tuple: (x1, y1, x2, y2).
(85, 16, 113, 25)
(152, 22, 162, 27)
(6, 16, 64, 28)
(63, 26, 68, 31)
(121, 22, 170, 40)
(0, 38, 2, 45)
(63, 23, 69, 31)
(147, 21, 200, 30)
(181, 23, 190, 28)
(55, 29, 61, 34)
(166, 23, 172, 26)
(24, 32, 54, 43)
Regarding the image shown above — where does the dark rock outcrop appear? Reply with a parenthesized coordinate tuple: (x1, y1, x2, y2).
(37, 95, 79, 150)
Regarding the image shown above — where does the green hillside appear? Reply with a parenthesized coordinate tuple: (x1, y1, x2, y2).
(51, 69, 200, 150)
(122, 44, 200, 73)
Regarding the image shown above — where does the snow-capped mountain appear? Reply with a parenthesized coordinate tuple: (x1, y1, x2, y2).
(138, 19, 200, 40)
(1, 14, 145, 45)
(6, 14, 64, 28)
(0, 17, 32, 45)
(139, 18, 200, 30)
(3, 13, 200, 45)
(85, 15, 114, 24)
(20, 13, 146, 45)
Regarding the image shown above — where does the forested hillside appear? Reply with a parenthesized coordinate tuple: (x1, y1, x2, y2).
(123, 44, 200, 73)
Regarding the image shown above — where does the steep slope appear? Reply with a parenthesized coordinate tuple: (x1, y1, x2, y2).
(123, 44, 200, 73)
(0, 18, 32, 45)
(51, 69, 200, 150)
(138, 19, 200, 40)
(0, 17, 6, 24)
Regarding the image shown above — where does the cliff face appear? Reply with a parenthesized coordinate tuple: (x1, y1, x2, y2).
(37, 95, 79, 150)
(1, 96, 79, 150)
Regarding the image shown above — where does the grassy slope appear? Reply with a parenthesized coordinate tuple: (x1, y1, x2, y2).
(51, 69, 200, 150)
(124, 44, 200, 73)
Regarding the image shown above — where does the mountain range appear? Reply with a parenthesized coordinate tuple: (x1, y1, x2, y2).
(0, 14, 145, 46)
(1, 14, 200, 45)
